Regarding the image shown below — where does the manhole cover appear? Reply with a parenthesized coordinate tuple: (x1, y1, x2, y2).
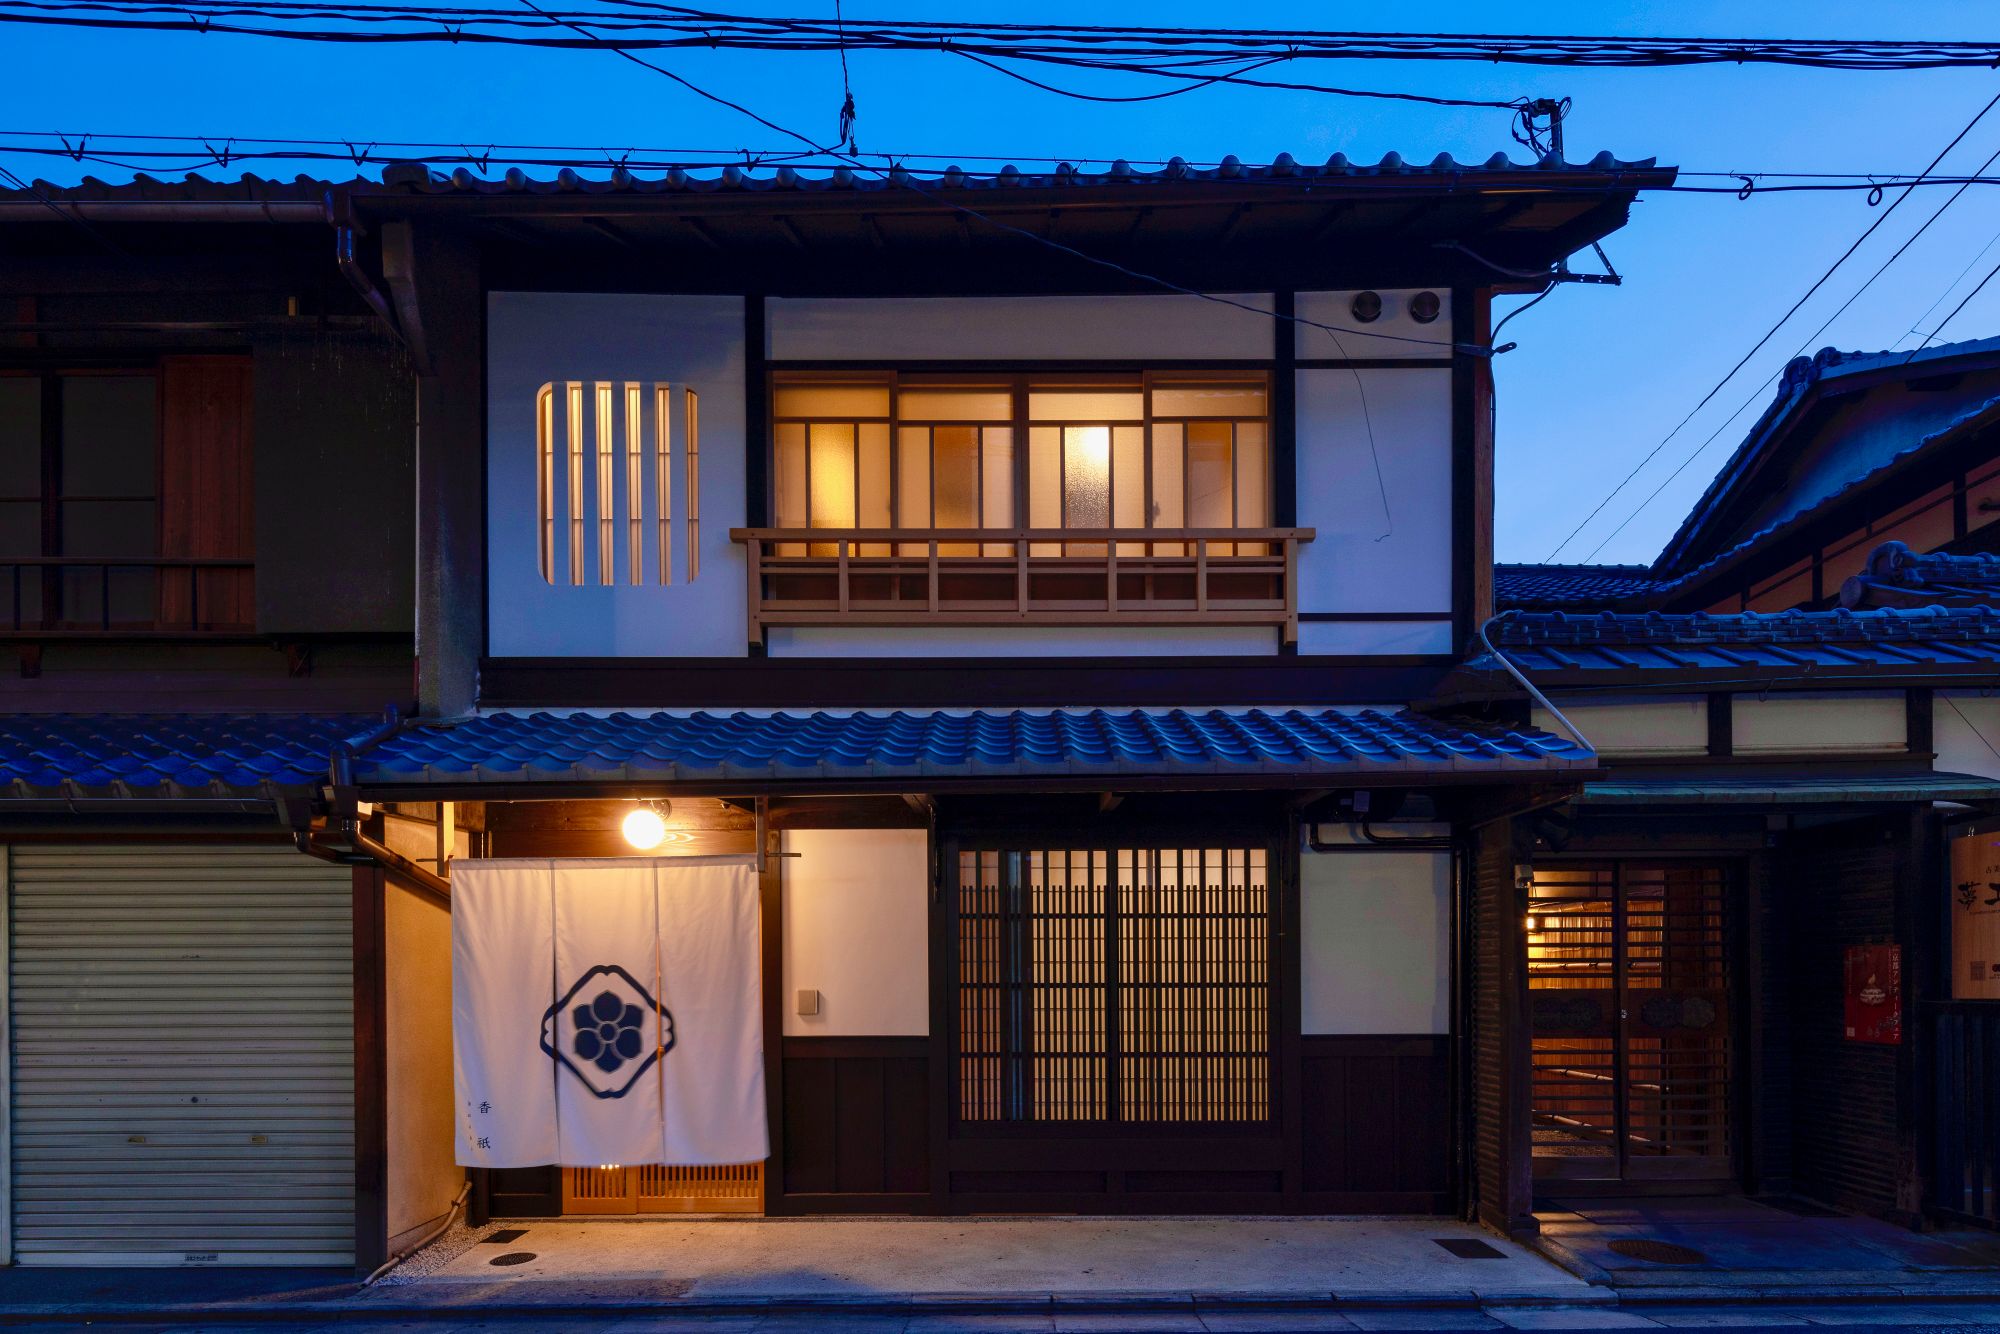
(1433, 1238, 1506, 1259)
(489, 1251, 538, 1267)
(482, 1228, 529, 1244)
(1608, 1239, 1708, 1266)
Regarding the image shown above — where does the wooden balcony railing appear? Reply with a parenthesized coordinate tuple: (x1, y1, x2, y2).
(0, 557, 255, 636)
(730, 527, 1315, 645)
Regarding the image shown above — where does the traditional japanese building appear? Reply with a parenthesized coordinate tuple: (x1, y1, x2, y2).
(0, 150, 1689, 1267)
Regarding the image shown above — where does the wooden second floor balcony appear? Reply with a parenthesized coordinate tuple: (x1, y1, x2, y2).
(732, 527, 1314, 645)
(0, 556, 255, 637)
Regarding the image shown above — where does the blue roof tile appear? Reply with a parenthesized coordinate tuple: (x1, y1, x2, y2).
(1488, 606, 2000, 675)
(355, 707, 1594, 787)
(1495, 564, 1661, 611)
(0, 713, 379, 796)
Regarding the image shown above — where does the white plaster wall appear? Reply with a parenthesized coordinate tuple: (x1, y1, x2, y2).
(1295, 369, 1454, 625)
(768, 625, 1276, 658)
(1299, 846, 1449, 1035)
(768, 294, 1276, 362)
(486, 292, 748, 657)
(1733, 693, 1907, 754)
(1294, 289, 1454, 362)
(1297, 619, 1454, 656)
(1935, 692, 2000, 779)
(1532, 698, 1708, 757)
(782, 828, 929, 1037)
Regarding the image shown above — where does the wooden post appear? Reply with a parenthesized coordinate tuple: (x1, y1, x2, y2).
(353, 865, 389, 1273)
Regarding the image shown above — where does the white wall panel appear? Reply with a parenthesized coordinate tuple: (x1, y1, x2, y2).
(1295, 369, 1454, 625)
(1300, 846, 1449, 1035)
(1294, 289, 1453, 362)
(1532, 698, 1708, 757)
(487, 292, 747, 657)
(767, 625, 1277, 658)
(782, 829, 928, 1037)
(1935, 692, 2000, 780)
(1733, 693, 1906, 754)
(1296, 619, 1454, 657)
(768, 294, 1276, 362)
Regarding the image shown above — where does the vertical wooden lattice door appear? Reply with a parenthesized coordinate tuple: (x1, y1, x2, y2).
(954, 846, 1274, 1130)
(1527, 862, 1732, 1183)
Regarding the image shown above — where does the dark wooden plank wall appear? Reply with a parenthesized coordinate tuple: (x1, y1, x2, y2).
(1781, 816, 1907, 1215)
(1470, 821, 1533, 1236)
(774, 1036, 929, 1213)
(159, 355, 254, 627)
(1300, 1035, 1450, 1211)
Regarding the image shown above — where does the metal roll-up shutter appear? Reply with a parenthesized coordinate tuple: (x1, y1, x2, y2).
(10, 844, 354, 1266)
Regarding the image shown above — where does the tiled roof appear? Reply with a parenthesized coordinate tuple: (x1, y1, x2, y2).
(1487, 606, 2000, 675)
(1495, 563, 1661, 611)
(0, 152, 1669, 206)
(1643, 394, 2000, 603)
(1840, 541, 2000, 609)
(356, 707, 1594, 787)
(1656, 337, 2000, 573)
(0, 713, 376, 797)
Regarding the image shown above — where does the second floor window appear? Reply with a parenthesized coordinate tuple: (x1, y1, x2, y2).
(771, 373, 1270, 557)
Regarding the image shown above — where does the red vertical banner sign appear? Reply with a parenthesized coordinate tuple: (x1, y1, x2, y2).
(1843, 943, 1902, 1045)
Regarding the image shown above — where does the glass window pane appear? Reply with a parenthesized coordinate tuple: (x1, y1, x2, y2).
(0, 500, 37, 557)
(1151, 424, 1185, 529)
(1188, 421, 1233, 529)
(1112, 426, 1146, 531)
(1028, 390, 1143, 422)
(807, 423, 856, 530)
(1028, 426, 1062, 530)
(858, 423, 892, 532)
(774, 422, 807, 529)
(1063, 426, 1111, 529)
(62, 498, 155, 558)
(1150, 381, 1269, 418)
(61, 376, 155, 498)
(1235, 422, 1269, 528)
(0, 379, 41, 497)
(981, 428, 1014, 529)
(898, 427, 931, 529)
(774, 383, 890, 418)
(899, 389, 1012, 422)
(934, 426, 980, 530)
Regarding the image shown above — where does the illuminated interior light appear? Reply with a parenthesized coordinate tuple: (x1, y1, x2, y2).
(622, 806, 669, 851)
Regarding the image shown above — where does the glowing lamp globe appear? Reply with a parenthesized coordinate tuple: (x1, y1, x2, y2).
(622, 807, 668, 851)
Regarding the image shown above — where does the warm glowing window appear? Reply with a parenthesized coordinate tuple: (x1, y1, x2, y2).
(768, 373, 1269, 556)
(535, 380, 689, 586)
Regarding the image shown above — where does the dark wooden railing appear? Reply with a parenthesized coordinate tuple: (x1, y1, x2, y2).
(730, 526, 1315, 646)
(0, 557, 255, 635)
(1930, 1000, 2000, 1226)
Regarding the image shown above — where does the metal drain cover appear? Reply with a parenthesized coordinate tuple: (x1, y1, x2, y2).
(489, 1251, 538, 1267)
(482, 1229, 529, 1244)
(1608, 1239, 1708, 1266)
(1433, 1238, 1506, 1259)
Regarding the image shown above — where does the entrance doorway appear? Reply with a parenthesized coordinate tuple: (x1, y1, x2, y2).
(1526, 861, 1734, 1186)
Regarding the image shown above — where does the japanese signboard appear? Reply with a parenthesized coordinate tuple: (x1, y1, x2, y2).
(1843, 943, 1901, 1045)
(1948, 828, 2000, 1001)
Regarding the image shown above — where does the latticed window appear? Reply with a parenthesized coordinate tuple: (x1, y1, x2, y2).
(954, 845, 1273, 1127)
(533, 379, 697, 586)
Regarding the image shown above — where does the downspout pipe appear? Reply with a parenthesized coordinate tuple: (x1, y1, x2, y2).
(1476, 610, 1592, 754)
(326, 188, 406, 347)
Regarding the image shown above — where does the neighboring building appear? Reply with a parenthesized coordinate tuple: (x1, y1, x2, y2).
(1484, 336, 2000, 1237)
(0, 151, 1672, 1263)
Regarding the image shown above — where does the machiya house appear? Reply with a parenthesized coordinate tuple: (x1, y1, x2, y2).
(0, 150, 1673, 1268)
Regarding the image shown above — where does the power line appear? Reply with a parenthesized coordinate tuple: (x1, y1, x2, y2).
(1542, 89, 2000, 563)
(1575, 135, 2000, 562)
(2, 2, 1999, 68)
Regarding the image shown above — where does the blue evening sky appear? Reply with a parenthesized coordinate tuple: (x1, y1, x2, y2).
(8, 1, 2000, 565)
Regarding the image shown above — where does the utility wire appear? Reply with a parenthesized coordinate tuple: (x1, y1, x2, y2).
(1543, 89, 2000, 563)
(1577, 135, 2000, 562)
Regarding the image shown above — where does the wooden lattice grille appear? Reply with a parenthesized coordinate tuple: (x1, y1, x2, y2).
(562, 1163, 762, 1214)
(1527, 861, 1731, 1180)
(955, 845, 1272, 1126)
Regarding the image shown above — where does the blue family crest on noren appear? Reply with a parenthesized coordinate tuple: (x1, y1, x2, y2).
(539, 963, 675, 1099)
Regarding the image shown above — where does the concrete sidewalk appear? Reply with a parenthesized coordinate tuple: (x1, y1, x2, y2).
(1533, 1197, 2000, 1302)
